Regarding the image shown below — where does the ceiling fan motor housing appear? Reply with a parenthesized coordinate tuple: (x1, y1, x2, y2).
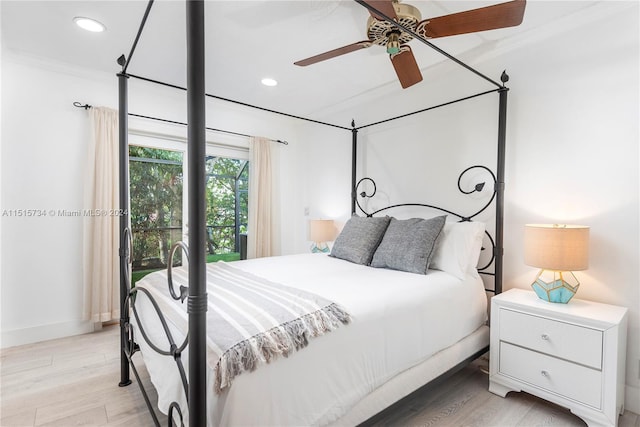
(367, 2, 422, 47)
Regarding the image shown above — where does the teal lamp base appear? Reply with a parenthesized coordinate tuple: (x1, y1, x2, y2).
(311, 242, 330, 253)
(531, 270, 579, 304)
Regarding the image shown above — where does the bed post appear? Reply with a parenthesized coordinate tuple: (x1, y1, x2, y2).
(351, 120, 358, 215)
(186, 0, 207, 425)
(495, 72, 509, 295)
(117, 70, 132, 387)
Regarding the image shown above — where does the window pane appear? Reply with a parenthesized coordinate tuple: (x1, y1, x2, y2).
(205, 156, 248, 261)
(128, 148, 247, 279)
(129, 146, 183, 284)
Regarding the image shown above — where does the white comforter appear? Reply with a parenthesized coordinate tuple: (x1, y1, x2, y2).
(134, 253, 488, 426)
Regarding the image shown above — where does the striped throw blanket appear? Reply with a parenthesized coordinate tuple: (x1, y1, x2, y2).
(137, 261, 351, 394)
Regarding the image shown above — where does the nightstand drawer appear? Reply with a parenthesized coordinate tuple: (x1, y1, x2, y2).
(500, 342, 602, 409)
(499, 308, 603, 369)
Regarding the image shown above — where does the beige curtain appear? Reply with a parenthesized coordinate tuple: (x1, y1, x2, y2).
(247, 136, 280, 258)
(82, 107, 120, 322)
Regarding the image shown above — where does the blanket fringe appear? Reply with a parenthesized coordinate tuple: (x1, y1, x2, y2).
(214, 303, 350, 394)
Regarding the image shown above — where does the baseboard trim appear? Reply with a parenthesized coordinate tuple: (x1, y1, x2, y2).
(1, 320, 98, 349)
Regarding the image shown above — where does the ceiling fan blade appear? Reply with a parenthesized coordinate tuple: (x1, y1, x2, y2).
(361, 0, 398, 21)
(416, 0, 526, 39)
(294, 41, 373, 66)
(390, 46, 423, 89)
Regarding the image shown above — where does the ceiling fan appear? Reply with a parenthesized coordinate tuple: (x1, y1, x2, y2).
(294, 0, 526, 89)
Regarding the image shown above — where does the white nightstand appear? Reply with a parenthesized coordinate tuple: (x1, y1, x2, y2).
(489, 288, 628, 427)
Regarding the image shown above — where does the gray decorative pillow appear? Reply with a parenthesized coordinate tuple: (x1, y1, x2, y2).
(330, 216, 391, 265)
(371, 216, 446, 274)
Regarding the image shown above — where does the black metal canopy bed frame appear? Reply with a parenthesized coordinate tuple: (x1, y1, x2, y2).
(113, 1, 510, 425)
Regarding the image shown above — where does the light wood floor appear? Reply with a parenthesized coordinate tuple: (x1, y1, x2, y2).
(1, 325, 638, 427)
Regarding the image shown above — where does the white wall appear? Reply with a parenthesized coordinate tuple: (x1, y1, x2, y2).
(295, 122, 353, 231)
(0, 52, 306, 347)
(0, 8, 4, 339)
(1, 54, 107, 346)
(501, 5, 639, 411)
(304, 1, 639, 413)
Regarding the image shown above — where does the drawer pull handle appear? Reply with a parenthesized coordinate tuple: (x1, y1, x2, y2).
(541, 370, 549, 378)
(541, 334, 550, 341)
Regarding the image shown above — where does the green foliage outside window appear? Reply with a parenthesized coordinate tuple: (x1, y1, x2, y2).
(128, 147, 248, 285)
(129, 146, 183, 271)
(205, 156, 248, 255)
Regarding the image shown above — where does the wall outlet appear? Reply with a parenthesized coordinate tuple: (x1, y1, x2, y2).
(304, 207, 310, 216)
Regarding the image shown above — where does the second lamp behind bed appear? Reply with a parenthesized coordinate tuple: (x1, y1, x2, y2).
(309, 219, 337, 253)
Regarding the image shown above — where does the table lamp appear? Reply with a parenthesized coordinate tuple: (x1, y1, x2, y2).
(309, 219, 335, 253)
(524, 224, 590, 303)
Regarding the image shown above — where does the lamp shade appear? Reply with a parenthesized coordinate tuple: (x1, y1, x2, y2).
(524, 224, 589, 271)
(309, 219, 336, 243)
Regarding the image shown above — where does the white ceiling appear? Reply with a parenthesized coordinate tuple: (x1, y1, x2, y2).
(1, 1, 610, 121)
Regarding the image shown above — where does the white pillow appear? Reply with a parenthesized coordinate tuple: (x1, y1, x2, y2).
(430, 221, 485, 280)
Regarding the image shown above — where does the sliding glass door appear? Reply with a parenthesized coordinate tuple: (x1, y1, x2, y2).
(204, 156, 248, 263)
(129, 146, 184, 284)
(128, 135, 249, 284)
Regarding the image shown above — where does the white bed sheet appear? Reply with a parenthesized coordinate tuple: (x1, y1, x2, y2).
(134, 253, 488, 426)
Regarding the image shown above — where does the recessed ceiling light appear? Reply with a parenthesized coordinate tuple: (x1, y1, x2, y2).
(73, 16, 106, 33)
(261, 78, 278, 87)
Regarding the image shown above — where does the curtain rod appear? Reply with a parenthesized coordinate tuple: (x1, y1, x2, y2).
(72, 102, 288, 145)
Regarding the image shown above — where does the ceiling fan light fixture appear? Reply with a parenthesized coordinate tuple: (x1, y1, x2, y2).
(73, 16, 106, 33)
(386, 33, 400, 55)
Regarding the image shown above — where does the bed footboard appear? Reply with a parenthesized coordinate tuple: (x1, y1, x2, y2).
(122, 241, 191, 427)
